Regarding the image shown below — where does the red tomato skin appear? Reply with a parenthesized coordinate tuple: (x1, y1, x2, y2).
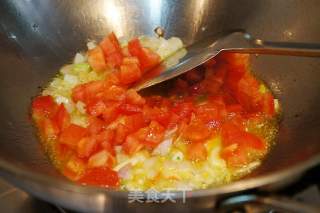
(40, 118, 60, 139)
(100, 32, 123, 67)
(118, 104, 142, 115)
(100, 32, 122, 55)
(128, 38, 160, 72)
(77, 137, 98, 158)
(103, 85, 126, 102)
(182, 121, 211, 142)
(59, 124, 87, 148)
(262, 93, 275, 116)
(86, 100, 107, 117)
(78, 167, 119, 188)
(96, 129, 115, 144)
(126, 89, 145, 105)
(88, 46, 107, 72)
(119, 63, 141, 85)
(143, 121, 165, 148)
(53, 104, 70, 131)
(32, 95, 57, 117)
(122, 134, 144, 155)
(114, 123, 130, 145)
(87, 117, 105, 134)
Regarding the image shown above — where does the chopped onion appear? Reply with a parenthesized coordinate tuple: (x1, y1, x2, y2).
(76, 101, 86, 114)
(118, 163, 132, 179)
(87, 40, 97, 50)
(64, 74, 78, 85)
(74, 53, 86, 64)
(152, 138, 172, 156)
(60, 64, 73, 75)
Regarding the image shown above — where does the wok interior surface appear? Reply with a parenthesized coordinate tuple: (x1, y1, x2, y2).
(0, 0, 319, 211)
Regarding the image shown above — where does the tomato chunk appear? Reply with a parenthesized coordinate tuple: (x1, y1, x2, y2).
(59, 124, 87, 148)
(119, 63, 141, 85)
(88, 46, 107, 72)
(32, 95, 57, 118)
(128, 38, 160, 72)
(100, 32, 123, 67)
(78, 167, 119, 188)
(122, 134, 144, 155)
(53, 104, 70, 130)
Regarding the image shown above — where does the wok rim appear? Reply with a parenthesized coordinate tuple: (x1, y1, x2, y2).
(0, 153, 319, 199)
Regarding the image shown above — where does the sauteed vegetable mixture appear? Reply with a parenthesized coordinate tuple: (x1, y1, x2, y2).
(31, 32, 279, 190)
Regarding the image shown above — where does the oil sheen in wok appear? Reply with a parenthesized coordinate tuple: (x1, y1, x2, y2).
(31, 32, 279, 191)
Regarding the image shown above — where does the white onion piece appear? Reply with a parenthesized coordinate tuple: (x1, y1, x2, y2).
(74, 53, 86, 64)
(118, 163, 132, 179)
(87, 40, 97, 50)
(152, 138, 172, 156)
(76, 101, 86, 114)
(64, 74, 78, 86)
(60, 64, 73, 75)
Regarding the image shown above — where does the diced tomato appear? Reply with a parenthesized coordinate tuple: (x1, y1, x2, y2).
(86, 100, 107, 116)
(88, 46, 107, 72)
(105, 72, 121, 87)
(85, 80, 106, 95)
(114, 123, 130, 145)
(262, 93, 275, 116)
(221, 122, 266, 167)
(59, 124, 87, 148)
(123, 113, 147, 132)
(172, 101, 195, 121)
(96, 129, 115, 144)
(72, 84, 86, 103)
(118, 103, 142, 115)
(143, 121, 165, 148)
(40, 118, 60, 139)
(126, 89, 145, 105)
(119, 63, 141, 85)
(106, 52, 123, 68)
(102, 104, 120, 124)
(53, 104, 70, 130)
(63, 156, 85, 181)
(220, 144, 248, 167)
(78, 167, 119, 188)
(100, 32, 123, 67)
(234, 73, 262, 112)
(187, 142, 207, 161)
(88, 150, 114, 168)
(123, 56, 140, 65)
(32, 95, 57, 118)
(100, 32, 122, 55)
(182, 120, 211, 142)
(87, 117, 105, 134)
(77, 137, 98, 158)
(226, 104, 243, 114)
(196, 103, 224, 126)
(103, 85, 126, 102)
(56, 143, 73, 161)
(128, 38, 160, 72)
(122, 134, 144, 155)
(140, 47, 161, 71)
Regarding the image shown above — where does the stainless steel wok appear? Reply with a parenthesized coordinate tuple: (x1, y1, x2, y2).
(0, 0, 319, 212)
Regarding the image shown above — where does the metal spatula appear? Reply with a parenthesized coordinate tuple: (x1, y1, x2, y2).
(132, 31, 320, 91)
